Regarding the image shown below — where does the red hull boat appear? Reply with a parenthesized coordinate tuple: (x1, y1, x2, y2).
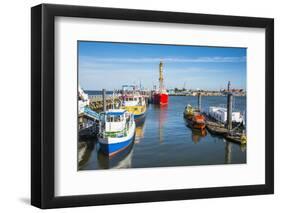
(153, 93, 169, 105)
(154, 61, 169, 105)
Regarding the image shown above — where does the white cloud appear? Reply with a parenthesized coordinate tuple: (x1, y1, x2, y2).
(80, 56, 246, 64)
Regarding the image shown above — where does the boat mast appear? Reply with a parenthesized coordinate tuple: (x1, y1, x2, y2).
(159, 61, 164, 92)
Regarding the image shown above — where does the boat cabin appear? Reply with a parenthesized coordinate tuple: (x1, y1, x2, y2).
(121, 85, 145, 107)
(100, 109, 131, 133)
(122, 95, 144, 107)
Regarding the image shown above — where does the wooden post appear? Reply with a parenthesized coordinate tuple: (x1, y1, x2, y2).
(198, 92, 201, 112)
(227, 93, 233, 130)
(225, 141, 232, 164)
(102, 89, 106, 112)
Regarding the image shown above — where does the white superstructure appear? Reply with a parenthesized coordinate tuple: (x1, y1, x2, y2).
(208, 107, 243, 124)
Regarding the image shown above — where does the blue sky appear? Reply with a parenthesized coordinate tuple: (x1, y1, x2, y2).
(78, 41, 246, 91)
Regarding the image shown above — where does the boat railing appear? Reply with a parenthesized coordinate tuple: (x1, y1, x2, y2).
(101, 125, 129, 138)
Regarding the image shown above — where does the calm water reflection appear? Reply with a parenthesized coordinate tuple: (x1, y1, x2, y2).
(79, 96, 246, 170)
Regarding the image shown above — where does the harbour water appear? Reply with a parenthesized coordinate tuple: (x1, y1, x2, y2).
(79, 95, 246, 170)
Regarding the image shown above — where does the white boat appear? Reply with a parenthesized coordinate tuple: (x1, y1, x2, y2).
(98, 109, 136, 156)
(208, 106, 244, 124)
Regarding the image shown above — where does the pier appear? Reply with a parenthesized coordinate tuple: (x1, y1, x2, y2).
(89, 95, 121, 112)
(182, 82, 246, 145)
(89, 93, 151, 111)
(204, 82, 246, 144)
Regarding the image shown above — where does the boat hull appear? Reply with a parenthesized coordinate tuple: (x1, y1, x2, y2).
(153, 93, 168, 105)
(98, 142, 134, 169)
(184, 112, 206, 130)
(134, 111, 145, 119)
(186, 118, 206, 130)
(122, 105, 146, 119)
(98, 122, 136, 156)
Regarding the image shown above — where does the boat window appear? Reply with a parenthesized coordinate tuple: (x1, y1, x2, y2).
(114, 116, 121, 122)
(105, 115, 124, 122)
(106, 116, 114, 122)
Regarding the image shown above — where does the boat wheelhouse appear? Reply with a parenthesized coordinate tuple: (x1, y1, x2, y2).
(98, 109, 136, 156)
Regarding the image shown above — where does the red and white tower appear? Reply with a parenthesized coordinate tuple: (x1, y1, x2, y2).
(153, 61, 169, 105)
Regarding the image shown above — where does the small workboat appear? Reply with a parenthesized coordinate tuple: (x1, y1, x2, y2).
(184, 105, 206, 130)
(98, 109, 136, 156)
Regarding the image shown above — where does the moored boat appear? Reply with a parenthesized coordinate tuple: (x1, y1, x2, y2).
(184, 105, 206, 130)
(98, 109, 136, 156)
(153, 61, 169, 105)
(120, 85, 147, 119)
(153, 92, 169, 105)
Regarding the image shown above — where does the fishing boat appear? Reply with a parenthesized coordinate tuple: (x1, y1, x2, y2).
(153, 61, 169, 105)
(153, 92, 168, 105)
(98, 109, 136, 156)
(183, 105, 206, 130)
(120, 85, 147, 119)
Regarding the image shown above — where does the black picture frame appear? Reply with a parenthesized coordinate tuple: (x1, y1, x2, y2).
(31, 3, 274, 209)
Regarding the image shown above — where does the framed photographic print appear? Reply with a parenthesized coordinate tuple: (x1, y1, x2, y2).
(31, 4, 274, 209)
